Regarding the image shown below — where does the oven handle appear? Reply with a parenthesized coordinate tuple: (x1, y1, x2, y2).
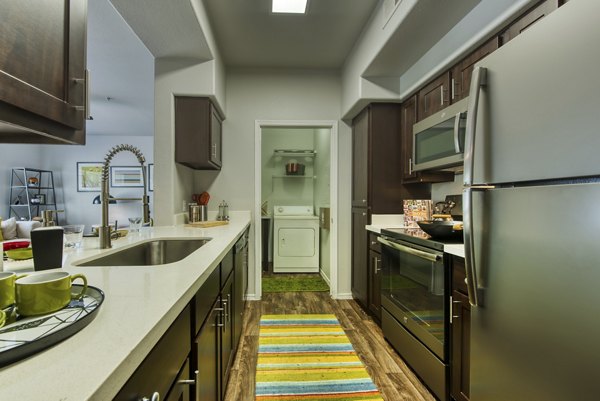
(377, 237, 441, 262)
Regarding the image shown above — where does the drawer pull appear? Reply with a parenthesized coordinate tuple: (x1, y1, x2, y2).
(141, 392, 160, 401)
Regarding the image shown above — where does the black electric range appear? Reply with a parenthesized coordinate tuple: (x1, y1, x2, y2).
(380, 227, 463, 251)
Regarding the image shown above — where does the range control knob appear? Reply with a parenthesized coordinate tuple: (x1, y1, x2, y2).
(277, 207, 284, 213)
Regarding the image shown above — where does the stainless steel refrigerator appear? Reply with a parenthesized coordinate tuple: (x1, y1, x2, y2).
(462, 0, 600, 400)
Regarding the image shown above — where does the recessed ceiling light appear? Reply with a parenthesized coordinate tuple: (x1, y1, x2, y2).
(272, 0, 308, 14)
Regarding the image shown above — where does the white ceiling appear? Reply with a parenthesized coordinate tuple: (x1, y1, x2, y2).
(202, 0, 379, 70)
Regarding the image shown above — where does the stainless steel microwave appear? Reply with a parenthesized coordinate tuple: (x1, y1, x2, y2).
(412, 96, 469, 172)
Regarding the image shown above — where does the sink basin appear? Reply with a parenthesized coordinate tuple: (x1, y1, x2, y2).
(76, 238, 210, 267)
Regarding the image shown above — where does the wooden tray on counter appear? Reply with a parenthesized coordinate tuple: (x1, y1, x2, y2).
(0, 285, 104, 368)
(185, 220, 229, 228)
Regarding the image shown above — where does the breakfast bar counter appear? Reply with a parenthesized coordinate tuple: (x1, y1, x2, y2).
(0, 211, 251, 401)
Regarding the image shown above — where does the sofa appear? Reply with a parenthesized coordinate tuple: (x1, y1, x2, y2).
(1, 217, 42, 250)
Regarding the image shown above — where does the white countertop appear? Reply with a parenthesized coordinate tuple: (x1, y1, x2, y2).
(0, 212, 251, 401)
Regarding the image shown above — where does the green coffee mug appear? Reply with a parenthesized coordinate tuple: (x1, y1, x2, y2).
(0, 272, 28, 309)
(15, 272, 87, 317)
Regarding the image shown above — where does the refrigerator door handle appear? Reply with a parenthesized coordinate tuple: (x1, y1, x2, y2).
(453, 112, 463, 153)
(463, 66, 487, 187)
(463, 187, 479, 306)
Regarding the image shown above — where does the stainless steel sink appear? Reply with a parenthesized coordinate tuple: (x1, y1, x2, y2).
(75, 239, 210, 266)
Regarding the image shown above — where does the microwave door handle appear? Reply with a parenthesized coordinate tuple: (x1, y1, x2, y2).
(377, 237, 440, 263)
(463, 66, 487, 187)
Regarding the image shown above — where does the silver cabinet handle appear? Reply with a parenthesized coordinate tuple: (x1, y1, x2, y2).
(453, 112, 463, 154)
(362, 199, 367, 204)
(377, 237, 440, 262)
(214, 307, 224, 327)
(463, 66, 487, 187)
(73, 69, 91, 120)
(141, 392, 160, 401)
(178, 369, 198, 386)
(370, 241, 377, 246)
(451, 78, 456, 100)
(374, 257, 381, 273)
(408, 157, 413, 176)
(440, 86, 444, 105)
(362, 212, 366, 216)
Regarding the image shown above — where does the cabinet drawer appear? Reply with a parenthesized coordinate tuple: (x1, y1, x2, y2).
(368, 232, 381, 253)
(115, 305, 191, 401)
(195, 266, 221, 335)
(452, 256, 468, 295)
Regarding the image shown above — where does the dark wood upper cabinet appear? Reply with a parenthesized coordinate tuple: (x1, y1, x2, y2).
(450, 37, 500, 102)
(500, 0, 561, 45)
(0, 0, 88, 144)
(401, 95, 454, 183)
(175, 96, 224, 170)
(417, 72, 450, 121)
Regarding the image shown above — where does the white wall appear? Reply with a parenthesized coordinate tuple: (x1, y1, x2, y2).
(0, 136, 153, 231)
(154, 58, 221, 225)
(194, 69, 351, 299)
(314, 128, 331, 281)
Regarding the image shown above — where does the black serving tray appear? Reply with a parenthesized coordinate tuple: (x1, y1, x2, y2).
(0, 284, 104, 368)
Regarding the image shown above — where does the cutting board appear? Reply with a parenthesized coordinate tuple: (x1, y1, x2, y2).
(185, 220, 229, 228)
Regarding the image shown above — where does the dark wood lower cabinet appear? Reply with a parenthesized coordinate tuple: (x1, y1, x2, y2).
(114, 305, 192, 401)
(220, 272, 235, 399)
(451, 256, 471, 401)
(166, 359, 192, 401)
(195, 303, 221, 401)
(116, 243, 247, 401)
(351, 208, 369, 308)
(367, 249, 382, 321)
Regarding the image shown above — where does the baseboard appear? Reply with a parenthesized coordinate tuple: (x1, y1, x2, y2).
(245, 293, 261, 301)
(319, 270, 331, 286)
(334, 292, 354, 300)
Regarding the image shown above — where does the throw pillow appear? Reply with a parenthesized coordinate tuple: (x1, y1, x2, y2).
(16, 220, 42, 239)
(1, 217, 18, 240)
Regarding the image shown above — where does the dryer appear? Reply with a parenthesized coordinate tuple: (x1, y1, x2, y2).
(273, 205, 320, 273)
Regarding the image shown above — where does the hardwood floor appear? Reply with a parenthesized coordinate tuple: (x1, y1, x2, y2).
(223, 292, 436, 401)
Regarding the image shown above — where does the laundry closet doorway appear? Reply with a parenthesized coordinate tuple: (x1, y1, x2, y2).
(254, 120, 338, 299)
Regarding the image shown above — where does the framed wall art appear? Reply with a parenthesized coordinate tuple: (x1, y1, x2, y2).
(110, 166, 144, 188)
(77, 162, 103, 192)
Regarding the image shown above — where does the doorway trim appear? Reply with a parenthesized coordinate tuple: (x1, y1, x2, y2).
(254, 120, 339, 299)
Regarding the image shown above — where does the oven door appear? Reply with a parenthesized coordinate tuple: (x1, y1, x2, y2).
(378, 236, 447, 360)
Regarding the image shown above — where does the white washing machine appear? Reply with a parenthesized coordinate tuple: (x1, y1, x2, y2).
(273, 205, 320, 273)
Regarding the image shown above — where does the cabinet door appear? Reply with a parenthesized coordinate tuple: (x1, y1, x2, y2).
(451, 290, 471, 401)
(500, 0, 560, 45)
(195, 304, 221, 401)
(175, 97, 223, 170)
(220, 273, 235, 399)
(368, 249, 382, 321)
(233, 247, 245, 352)
(209, 106, 222, 168)
(352, 107, 369, 207)
(351, 208, 368, 308)
(418, 72, 450, 121)
(0, 0, 87, 144)
(115, 305, 191, 401)
(450, 37, 499, 102)
(165, 359, 191, 401)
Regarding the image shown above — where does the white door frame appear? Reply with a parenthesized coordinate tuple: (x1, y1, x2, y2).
(254, 120, 339, 299)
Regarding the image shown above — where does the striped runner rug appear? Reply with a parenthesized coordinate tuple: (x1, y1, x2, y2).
(256, 314, 384, 401)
